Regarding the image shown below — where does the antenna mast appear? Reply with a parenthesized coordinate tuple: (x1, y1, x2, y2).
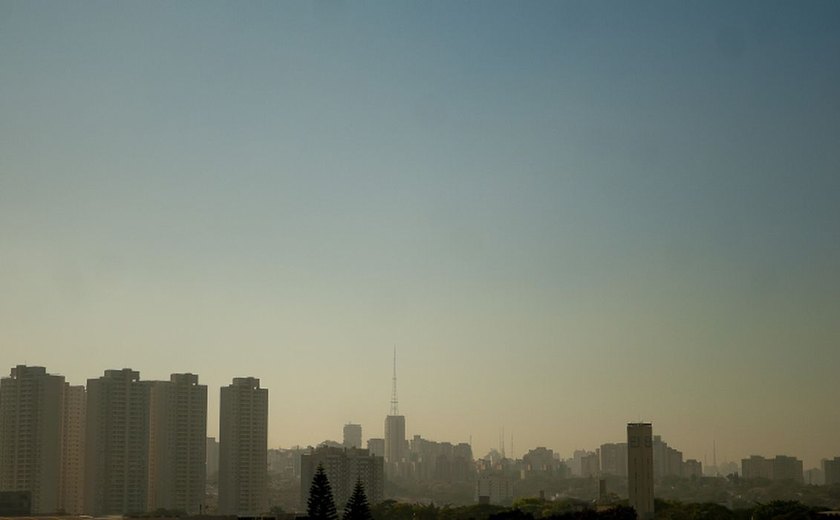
(390, 346, 399, 415)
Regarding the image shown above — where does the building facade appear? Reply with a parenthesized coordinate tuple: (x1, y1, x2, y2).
(84, 369, 151, 515)
(0, 366, 65, 514)
(147, 374, 207, 514)
(219, 377, 268, 516)
(60, 384, 85, 514)
(741, 455, 803, 483)
(599, 443, 628, 477)
(300, 446, 383, 510)
(384, 415, 406, 476)
(824, 457, 840, 486)
(343, 423, 362, 449)
(627, 423, 654, 520)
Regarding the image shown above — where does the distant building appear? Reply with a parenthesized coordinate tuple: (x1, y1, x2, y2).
(85, 368, 151, 516)
(476, 476, 513, 505)
(367, 438, 385, 458)
(384, 415, 406, 475)
(219, 377, 268, 516)
(523, 447, 555, 473)
(147, 374, 207, 514)
(206, 437, 220, 477)
(627, 423, 654, 520)
(0, 366, 65, 514)
(300, 446, 383, 510)
(571, 450, 596, 477)
(805, 467, 825, 486)
(61, 384, 86, 514)
(773, 455, 803, 483)
(742, 456, 773, 480)
(683, 459, 702, 479)
(599, 443, 628, 477)
(268, 447, 303, 479)
(741, 455, 803, 483)
(408, 436, 474, 482)
(652, 436, 683, 479)
(581, 452, 600, 478)
(343, 423, 363, 449)
(825, 458, 840, 486)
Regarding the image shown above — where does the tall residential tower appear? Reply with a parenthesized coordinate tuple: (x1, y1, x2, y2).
(219, 377, 268, 516)
(0, 366, 65, 514)
(84, 369, 150, 516)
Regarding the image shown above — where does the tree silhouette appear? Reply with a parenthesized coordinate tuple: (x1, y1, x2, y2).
(343, 479, 372, 520)
(307, 464, 338, 520)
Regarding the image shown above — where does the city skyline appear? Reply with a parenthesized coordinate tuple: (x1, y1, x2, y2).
(2, 0, 839, 475)
(0, 361, 833, 472)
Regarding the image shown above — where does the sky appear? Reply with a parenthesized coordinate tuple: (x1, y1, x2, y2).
(1, 1, 839, 469)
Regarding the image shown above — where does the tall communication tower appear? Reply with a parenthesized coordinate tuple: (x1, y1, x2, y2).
(390, 347, 399, 416)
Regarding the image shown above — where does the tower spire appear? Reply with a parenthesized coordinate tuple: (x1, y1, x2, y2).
(390, 346, 399, 415)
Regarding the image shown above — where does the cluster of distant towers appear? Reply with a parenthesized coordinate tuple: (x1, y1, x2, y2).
(0, 365, 268, 516)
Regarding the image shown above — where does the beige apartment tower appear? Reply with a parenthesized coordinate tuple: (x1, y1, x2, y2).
(0, 366, 65, 514)
(147, 374, 207, 514)
(219, 377, 268, 516)
(60, 384, 86, 514)
(84, 369, 150, 516)
(627, 423, 654, 520)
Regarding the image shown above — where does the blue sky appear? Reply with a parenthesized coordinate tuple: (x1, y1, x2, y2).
(1, 1, 839, 466)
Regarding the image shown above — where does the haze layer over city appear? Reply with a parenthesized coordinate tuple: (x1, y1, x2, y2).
(1, 1, 839, 472)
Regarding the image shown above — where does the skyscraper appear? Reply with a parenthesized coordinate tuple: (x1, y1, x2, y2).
(219, 377, 268, 516)
(60, 384, 86, 515)
(0, 366, 65, 514)
(343, 423, 362, 449)
(147, 374, 207, 514)
(384, 350, 405, 476)
(85, 369, 150, 516)
(627, 423, 654, 520)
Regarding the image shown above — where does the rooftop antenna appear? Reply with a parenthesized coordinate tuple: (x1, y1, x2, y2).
(501, 427, 506, 459)
(389, 346, 399, 416)
(713, 439, 717, 476)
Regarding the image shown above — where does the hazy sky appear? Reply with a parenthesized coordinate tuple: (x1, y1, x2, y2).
(1, 1, 839, 469)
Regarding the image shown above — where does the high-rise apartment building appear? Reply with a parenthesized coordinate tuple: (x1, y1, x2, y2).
(60, 384, 85, 514)
(206, 437, 220, 478)
(0, 366, 65, 514)
(741, 455, 803, 483)
(599, 443, 628, 477)
(300, 446, 383, 510)
(219, 377, 268, 516)
(367, 438, 385, 458)
(652, 436, 684, 479)
(824, 457, 840, 486)
(147, 374, 207, 514)
(84, 369, 150, 516)
(627, 423, 654, 520)
(343, 423, 362, 449)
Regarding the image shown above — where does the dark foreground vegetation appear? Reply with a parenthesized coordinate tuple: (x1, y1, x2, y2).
(367, 499, 830, 520)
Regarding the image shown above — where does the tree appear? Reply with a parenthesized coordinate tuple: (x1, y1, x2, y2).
(344, 479, 373, 520)
(308, 464, 339, 520)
